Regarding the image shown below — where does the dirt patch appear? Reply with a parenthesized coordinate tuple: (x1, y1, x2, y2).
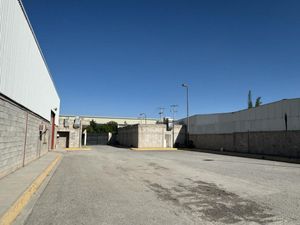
(144, 179, 275, 224)
(148, 162, 169, 171)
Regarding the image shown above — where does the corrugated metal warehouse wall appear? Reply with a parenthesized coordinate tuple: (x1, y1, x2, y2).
(180, 99, 300, 158)
(0, 0, 60, 123)
(0, 0, 60, 178)
(184, 99, 300, 134)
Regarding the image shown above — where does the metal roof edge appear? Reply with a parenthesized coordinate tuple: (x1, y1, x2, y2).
(179, 97, 300, 120)
(17, 0, 60, 100)
(59, 114, 158, 120)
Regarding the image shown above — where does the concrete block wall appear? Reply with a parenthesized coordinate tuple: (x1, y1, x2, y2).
(138, 124, 185, 148)
(138, 124, 166, 148)
(190, 131, 300, 158)
(117, 124, 186, 148)
(190, 133, 234, 151)
(69, 128, 81, 148)
(117, 125, 139, 147)
(24, 113, 50, 164)
(0, 96, 52, 179)
(58, 117, 81, 148)
(247, 131, 300, 157)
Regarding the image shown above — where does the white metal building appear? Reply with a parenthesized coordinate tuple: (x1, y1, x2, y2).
(0, 0, 60, 178)
(183, 98, 300, 134)
(179, 98, 300, 158)
(0, 0, 60, 123)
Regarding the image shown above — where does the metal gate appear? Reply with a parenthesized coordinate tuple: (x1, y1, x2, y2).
(86, 133, 109, 145)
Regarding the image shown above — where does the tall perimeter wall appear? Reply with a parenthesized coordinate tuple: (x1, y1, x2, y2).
(182, 99, 300, 158)
(0, 0, 60, 178)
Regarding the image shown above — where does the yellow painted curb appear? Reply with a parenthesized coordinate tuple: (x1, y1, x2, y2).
(65, 147, 91, 151)
(0, 154, 62, 225)
(131, 148, 178, 151)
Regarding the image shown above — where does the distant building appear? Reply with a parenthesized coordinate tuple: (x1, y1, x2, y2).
(57, 115, 157, 148)
(0, 0, 60, 178)
(60, 115, 157, 128)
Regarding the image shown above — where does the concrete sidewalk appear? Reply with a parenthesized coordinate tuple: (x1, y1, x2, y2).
(0, 152, 62, 225)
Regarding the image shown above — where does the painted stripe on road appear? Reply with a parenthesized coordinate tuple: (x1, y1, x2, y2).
(131, 148, 178, 151)
(65, 147, 91, 151)
(0, 154, 62, 225)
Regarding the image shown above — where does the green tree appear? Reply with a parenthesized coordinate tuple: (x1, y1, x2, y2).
(248, 90, 253, 109)
(86, 120, 118, 134)
(106, 121, 118, 133)
(86, 120, 98, 133)
(255, 97, 262, 107)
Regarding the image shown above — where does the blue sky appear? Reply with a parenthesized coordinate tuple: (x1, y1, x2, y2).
(23, 0, 300, 119)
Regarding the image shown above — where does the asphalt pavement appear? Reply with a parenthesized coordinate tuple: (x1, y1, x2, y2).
(20, 146, 300, 225)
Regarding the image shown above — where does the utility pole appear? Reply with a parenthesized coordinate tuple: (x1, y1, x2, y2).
(181, 83, 189, 146)
(139, 113, 147, 124)
(170, 104, 178, 147)
(158, 107, 165, 122)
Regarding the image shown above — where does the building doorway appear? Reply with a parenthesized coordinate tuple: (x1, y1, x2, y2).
(57, 131, 70, 148)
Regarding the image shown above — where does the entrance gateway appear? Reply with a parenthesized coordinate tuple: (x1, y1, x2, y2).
(57, 132, 70, 148)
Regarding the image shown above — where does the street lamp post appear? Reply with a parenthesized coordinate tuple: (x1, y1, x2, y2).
(170, 104, 178, 147)
(181, 83, 189, 146)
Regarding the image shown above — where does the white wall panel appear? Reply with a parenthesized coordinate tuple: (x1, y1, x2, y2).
(180, 99, 300, 134)
(0, 0, 60, 123)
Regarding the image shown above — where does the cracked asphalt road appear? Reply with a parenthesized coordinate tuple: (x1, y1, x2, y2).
(21, 146, 300, 225)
